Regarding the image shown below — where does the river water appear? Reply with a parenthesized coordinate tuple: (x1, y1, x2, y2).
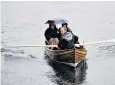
(1, 1, 115, 85)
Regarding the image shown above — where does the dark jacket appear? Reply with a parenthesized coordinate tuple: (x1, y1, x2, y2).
(66, 27, 72, 33)
(45, 27, 59, 41)
(58, 32, 75, 50)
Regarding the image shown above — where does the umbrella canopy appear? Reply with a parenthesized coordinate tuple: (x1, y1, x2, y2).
(45, 19, 68, 24)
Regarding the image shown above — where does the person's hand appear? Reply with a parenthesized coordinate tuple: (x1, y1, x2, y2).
(79, 45, 84, 49)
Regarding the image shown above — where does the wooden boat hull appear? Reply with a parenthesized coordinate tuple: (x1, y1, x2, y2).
(45, 47, 87, 67)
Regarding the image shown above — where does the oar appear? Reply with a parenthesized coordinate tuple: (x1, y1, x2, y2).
(3, 44, 58, 48)
(75, 39, 115, 47)
(3, 39, 115, 48)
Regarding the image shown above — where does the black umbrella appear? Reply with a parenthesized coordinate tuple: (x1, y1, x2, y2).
(45, 19, 68, 24)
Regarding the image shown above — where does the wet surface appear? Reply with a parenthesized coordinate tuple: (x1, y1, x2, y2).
(1, 1, 115, 85)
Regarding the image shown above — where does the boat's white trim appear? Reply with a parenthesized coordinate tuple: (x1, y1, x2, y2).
(75, 63, 78, 67)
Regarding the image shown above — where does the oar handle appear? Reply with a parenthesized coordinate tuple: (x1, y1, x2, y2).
(4, 44, 58, 48)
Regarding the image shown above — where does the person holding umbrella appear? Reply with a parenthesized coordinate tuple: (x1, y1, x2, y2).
(45, 23, 58, 41)
(44, 22, 59, 49)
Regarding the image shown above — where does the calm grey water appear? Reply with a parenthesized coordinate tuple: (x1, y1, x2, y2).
(1, 1, 115, 85)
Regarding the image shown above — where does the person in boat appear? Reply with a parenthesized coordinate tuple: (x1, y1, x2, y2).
(58, 27, 75, 50)
(45, 23, 59, 49)
(62, 23, 72, 33)
(59, 23, 80, 44)
(45, 23, 59, 43)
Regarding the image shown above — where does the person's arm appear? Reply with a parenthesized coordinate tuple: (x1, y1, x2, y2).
(55, 28, 59, 38)
(58, 39, 67, 50)
(57, 28, 61, 38)
(74, 35, 80, 44)
(45, 29, 51, 41)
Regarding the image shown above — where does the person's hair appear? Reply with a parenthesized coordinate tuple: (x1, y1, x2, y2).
(62, 23, 68, 27)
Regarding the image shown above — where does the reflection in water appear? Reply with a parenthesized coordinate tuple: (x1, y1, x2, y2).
(47, 59, 88, 85)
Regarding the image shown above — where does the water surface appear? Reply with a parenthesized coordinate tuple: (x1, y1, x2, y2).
(1, 1, 115, 85)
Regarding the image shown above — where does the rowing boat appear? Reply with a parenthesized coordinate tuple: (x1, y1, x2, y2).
(45, 46, 87, 67)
